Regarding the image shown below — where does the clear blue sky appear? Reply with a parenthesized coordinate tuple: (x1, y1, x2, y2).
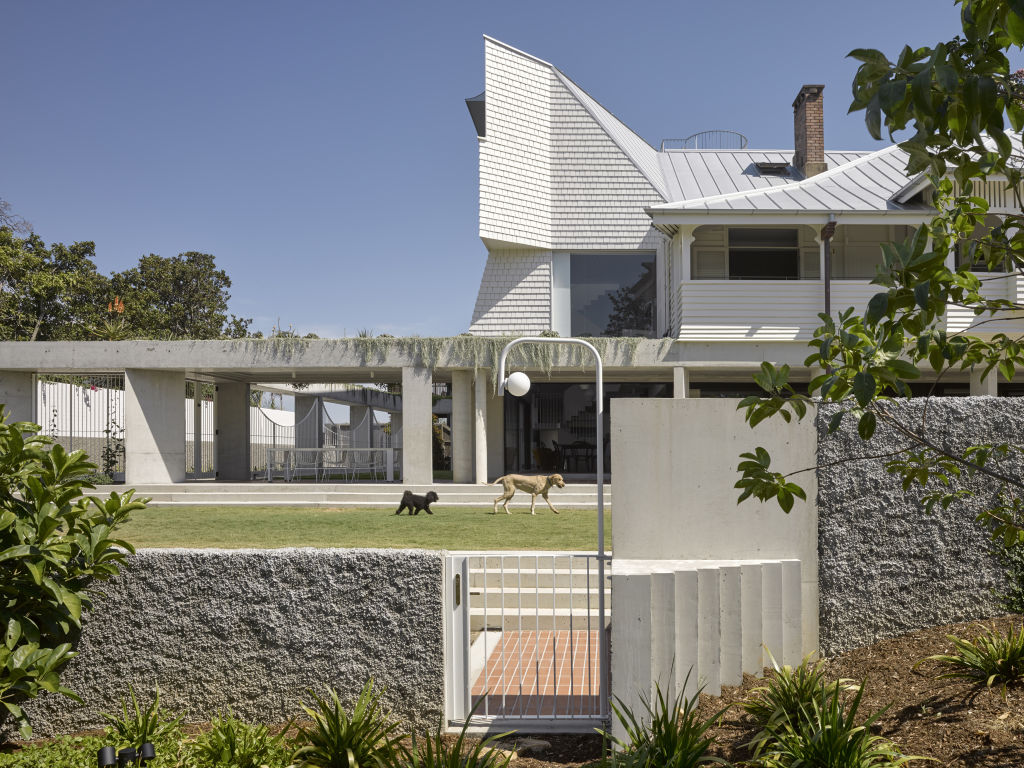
(4, 1, 983, 337)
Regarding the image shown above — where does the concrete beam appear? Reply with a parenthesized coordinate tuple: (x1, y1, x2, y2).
(125, 369, 185, 484)
(451, 372, 473, 483)
(0, 372, 35, 425)
(401, 367, 433, 485)
(216, 382, 250, 482)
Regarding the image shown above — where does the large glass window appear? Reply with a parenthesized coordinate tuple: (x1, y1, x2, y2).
(728, 228, 799, 279)
(570, 253, 656, 337)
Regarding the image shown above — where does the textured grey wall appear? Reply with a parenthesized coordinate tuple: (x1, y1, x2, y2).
(8, 548, 444, 739)
(817, 398, 1016, 656)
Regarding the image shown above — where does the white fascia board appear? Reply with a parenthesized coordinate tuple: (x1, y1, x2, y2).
(645, 210, 934, 228)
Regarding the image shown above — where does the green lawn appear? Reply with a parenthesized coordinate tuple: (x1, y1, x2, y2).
(120, 505, 610, 550)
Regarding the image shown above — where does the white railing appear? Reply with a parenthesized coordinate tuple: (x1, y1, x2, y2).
(677, 276, 1024, 341)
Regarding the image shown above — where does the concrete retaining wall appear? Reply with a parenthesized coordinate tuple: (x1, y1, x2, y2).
(817, 398, 1014, 655)
(7, 548, 444, 739)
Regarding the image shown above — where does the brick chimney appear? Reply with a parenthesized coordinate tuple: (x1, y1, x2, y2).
(793, 84, 826, 178)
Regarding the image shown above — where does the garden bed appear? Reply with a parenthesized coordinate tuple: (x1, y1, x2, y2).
(4, 616, 1024, 766)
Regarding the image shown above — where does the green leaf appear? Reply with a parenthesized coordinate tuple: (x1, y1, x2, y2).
(866, 292, 889, 323)
(853, 372, 876, 407)
(858, 411, 877, 439)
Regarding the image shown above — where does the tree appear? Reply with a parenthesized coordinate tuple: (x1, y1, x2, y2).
(0, 230, 108, 341)
(736, 0, 1024, 544)
(110, 251, 252, 339)
(0, 199, 31, 235)
(0, 406, 145, 738)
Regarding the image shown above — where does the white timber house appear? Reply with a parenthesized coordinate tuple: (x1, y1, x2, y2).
(466, 36, 1023, 399)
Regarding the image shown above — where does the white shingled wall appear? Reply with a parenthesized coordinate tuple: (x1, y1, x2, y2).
(471, 39, 670, 335)
(468, 249, 553, 336)
(550, 78, 665, 250)
(479, 40, 553, 249)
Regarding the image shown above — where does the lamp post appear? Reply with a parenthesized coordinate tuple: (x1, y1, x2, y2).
(97, 742, 156, 767)
(495, 336, 608, 719)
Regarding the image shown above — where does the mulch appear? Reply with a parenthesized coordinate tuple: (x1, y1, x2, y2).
(514, 614, 1024, 767)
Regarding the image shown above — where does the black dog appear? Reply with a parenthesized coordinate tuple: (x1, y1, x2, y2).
(394, 490, 439, 515)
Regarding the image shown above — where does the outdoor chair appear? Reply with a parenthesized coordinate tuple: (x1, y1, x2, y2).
(350, 448, 385, 482)
(291, 448, 321, 481)
(265, 447, 292, 482)
(318, 447, 351, 482)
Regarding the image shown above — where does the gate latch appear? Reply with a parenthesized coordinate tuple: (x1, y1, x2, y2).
(454, 573, 462, 607)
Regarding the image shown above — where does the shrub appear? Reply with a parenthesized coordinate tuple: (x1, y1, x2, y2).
(191, 711, 292, 768)
(404, 705, 513, 768)
(0, 406, 146, 738)
(742, 653, 851, 750)
(0, 734, 107, 767)
(919, 622, 1024, 693)
(750, 681, 924, 767)
(101, 684, 183, 750)
(601, 673, 729, 768)
(993, 541, 1024, 613)
(290, 680, 406, 768)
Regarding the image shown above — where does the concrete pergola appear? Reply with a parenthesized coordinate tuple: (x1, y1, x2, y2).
(0, 337, 822, 485)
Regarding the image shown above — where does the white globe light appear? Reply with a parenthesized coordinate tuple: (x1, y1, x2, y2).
(505, 371, 531, 397)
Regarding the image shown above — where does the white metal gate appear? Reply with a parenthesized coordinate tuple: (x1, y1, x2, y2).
(446, 551, 609, 731)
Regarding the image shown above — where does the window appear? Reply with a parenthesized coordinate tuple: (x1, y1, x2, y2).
(728, 228, 799, 279)
(570, 253, 656, 337)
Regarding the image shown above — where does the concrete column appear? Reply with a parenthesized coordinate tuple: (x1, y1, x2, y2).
(761, 562, 784, 667)
(611, 572, 653, 739)
(401, 366, 433, 484)
(0, 372, 35, 425)
(215, 382, 250, 482)
(349, 405, 372, 448)
(485, 377, 504, 480)
(970, 367, 999, 396)
(741, 563, 765, 676)
(696, 567, 721, 696)
(673, 366, 690, 398)
(473, 374, 488, 483)
(125, 369, 186, 484)
(781, 559, 803, 666)
(674, 569, 699, 700)
(719, 565, 743, 687)
(451, 371, 473, 483)
(295, 396, 323, 449)
(650, 571, 676, 705)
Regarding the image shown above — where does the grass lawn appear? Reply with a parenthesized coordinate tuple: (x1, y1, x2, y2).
(120, 505, 610, 550)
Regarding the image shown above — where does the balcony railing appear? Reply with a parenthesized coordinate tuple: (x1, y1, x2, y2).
(675, 276, 1024, 341)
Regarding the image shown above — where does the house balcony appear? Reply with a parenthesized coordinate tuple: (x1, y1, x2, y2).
(675, 275, 1024, 342)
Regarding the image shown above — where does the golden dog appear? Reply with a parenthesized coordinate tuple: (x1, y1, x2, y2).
(490, 474, 565, 515)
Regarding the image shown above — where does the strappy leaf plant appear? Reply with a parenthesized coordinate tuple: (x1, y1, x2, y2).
(191, 710, 292, 768)
(601, 673, 730, 768)
(101, 684, 184, 750)
(404, 699, 514, 768)
(918, 622, 1024, 694)
(290, 680, 406, 768)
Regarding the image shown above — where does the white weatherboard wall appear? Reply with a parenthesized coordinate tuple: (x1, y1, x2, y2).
(609, 398, 817, 730)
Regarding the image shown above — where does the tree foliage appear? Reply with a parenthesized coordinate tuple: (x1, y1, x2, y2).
(737, 0, 1024, 544)
(0, 230, 108, 341)
(0, 406, 146, 738)
(0, 227, 253, 340)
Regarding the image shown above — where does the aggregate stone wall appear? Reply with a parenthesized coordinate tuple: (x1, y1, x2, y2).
(7, 548, 445, 739)
(817, 398, 1017, 656)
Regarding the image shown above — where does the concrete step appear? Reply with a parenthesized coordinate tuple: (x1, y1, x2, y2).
(467, 571, 610, 590)
(97, 482, 611, 508)
(470, 610, 611, 633)
(469, 588, 609, 611)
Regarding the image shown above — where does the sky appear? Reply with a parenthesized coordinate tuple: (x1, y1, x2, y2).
(3, 0, 986, 338)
